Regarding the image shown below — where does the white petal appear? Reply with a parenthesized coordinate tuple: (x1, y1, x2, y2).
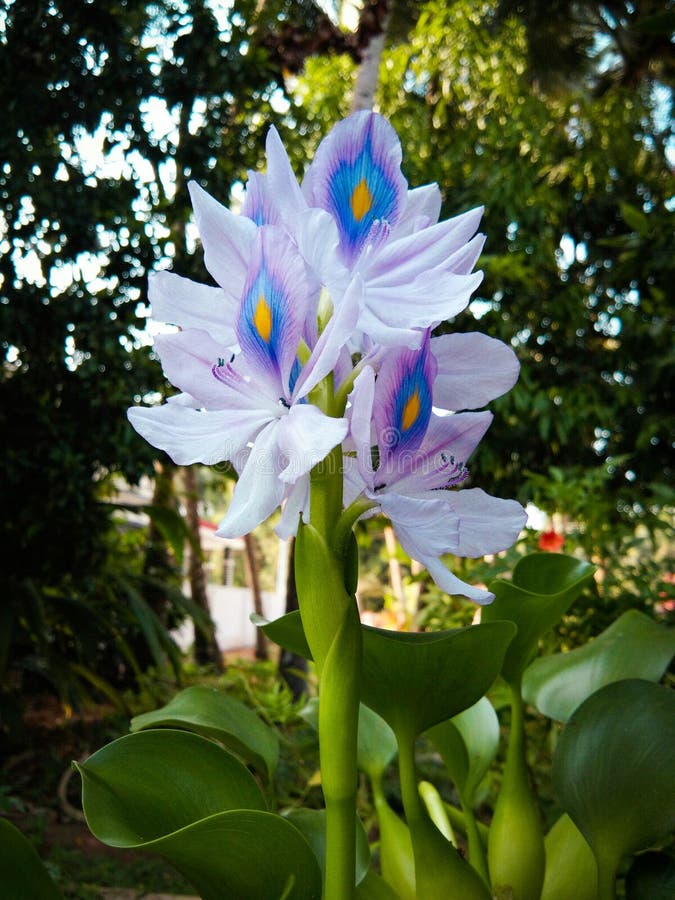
(346, 365, 377, 488)
(447, 488, 527, 558)
(423, 557, 494, 604)
(431, 333, 520, 410)
(276, 476, 309, 539)
(188, 181, 256, 295)
(276, 405, 348, 483)
(153, 329, 251, 410)
(127, 404, 268, 466)
(391, 183, 442, 237)
(216, 421, 286, 537)
(295, 275, 363, 400)
(294, 208, 350, 294)
(149, 270, 237, 346)
(265, 126, 307, 219)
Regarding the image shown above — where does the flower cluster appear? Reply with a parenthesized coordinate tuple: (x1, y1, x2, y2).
(129, 112, 526, 602)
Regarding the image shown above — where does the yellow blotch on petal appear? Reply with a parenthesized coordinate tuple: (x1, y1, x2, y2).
(350, 178, 373, 222)
(401, 390, 420, 432)
(253, 294, 273, 342)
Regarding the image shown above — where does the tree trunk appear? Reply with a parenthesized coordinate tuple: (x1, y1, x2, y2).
(350, 0, 392, 112)
(243, 532, 269, 661)
(183, 466, 223, 670)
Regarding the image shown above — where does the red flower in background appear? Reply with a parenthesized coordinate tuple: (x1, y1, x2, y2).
(538, 530, 565, 552)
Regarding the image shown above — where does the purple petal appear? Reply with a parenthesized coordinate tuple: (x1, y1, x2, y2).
(236, 226, 312, 397)
(365, 206, 484, 283)
(241, 171, 281, 225)
(373, 333, 437, 465)
(431, 333, 520, 411)
(306, 111, 408, 266)
(153, 329, 261, 411)
(391, 411, 493, 493)
(188, 181, 256, 296)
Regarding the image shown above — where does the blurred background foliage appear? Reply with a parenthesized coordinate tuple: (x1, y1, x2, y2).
(0, 0, 672, 725)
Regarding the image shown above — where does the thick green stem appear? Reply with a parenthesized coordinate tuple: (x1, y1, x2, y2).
(296, 452, 361, 900)
(488, 680, 545, 900)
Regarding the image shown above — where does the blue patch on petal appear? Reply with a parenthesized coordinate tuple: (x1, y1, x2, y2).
(324, 118, 401, 264)
(239, 263, 288, 385)
(375, 338, 435, 462)
(390, 358, 432, 454)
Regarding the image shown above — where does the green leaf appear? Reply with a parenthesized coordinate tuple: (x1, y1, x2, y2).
(361, 621, 515, 738)
(143, 809, 323, 900)
(427, 697, 500, 804)
(373, 789, 416, 900)
(264, 611, 515, 738)
(77, 730, 321, 899)
(0, 818, 63, 900)
(625, 851, 675, 900)
(482, 553, 596, 683)
(355, 868, 401, 899)
(130, 685, 279, 779)
(76, 729, 266, 845)
(541, 814, 597, 900)
(283, 808, 371, 886)
(259, 609, 312, 659)
(553, 680, 675, 883)
(523, 609, 675, 721)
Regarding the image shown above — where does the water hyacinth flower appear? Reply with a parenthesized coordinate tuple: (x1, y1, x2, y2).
(128, 109, 526, 600)
(345, 335, 527, 603)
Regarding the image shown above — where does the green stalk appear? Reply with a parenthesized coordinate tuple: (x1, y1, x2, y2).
(397, 730, 491, 899)
(460, 794, 490, 887)
(488, 680, 545, 900)
(295, 446, 362, 900)
(594, 852, 617, 900)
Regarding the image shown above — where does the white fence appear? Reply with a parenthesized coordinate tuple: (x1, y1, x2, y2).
(172, 584, 286, 653)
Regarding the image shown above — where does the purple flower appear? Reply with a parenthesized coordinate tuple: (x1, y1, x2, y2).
(345, 336, 526, 602)
(129, 226, 361, 537)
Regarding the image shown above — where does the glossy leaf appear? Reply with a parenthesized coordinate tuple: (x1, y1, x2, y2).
(361, 621, 516, 737)
(427, 697, 500, 803)
(76, 729, 266, 845)
(258, 608, 312, 658)
(482, 553, 596, 683)
(264, 612, 515, 737)
(553, 680, 675, 882)
(77, 730, 321, 899)
(541, 814, 597, 900)
(523, 609, 675, 721)
(130, 684, 279, 779)
(0, 818, 63, 900)
(283, 808, 371, 886)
